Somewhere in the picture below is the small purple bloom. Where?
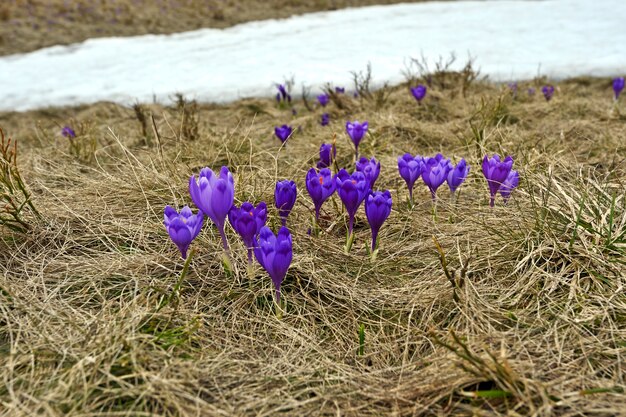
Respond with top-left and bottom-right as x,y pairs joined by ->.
482,154 -> 514,207
306,167 -> 336,219
317,94 -> 330,107
410,85 -> 427,103
276,84 -> 291,103
254,226 -> 293,303
346,120 -> 368,157
365,190 -> 392,252
275,180 -> 297,226
613,77 -> 625,100
321,113 -> 330,126
274,125 -> 293,143
447,158 -> 470,193
317,143 -> 335,169
499,170 -> 519,204
397,153 -> 423,203
508,82 -> 518,98
422,154 -> 452,201
61,125 -> 76,138
228,201 -> 267,263
335,87 -> 345,94
164,205 -> 204,259
335,169 -> 369,234
528,87 -> 536,96
356,156 -> 380,190
542,85 -> 555,101
189,166 -> 235,250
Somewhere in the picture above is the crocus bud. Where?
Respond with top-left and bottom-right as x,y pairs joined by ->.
274,180 -> 297,226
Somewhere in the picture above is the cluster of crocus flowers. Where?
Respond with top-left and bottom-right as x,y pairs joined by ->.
542,85 -> 555,101
275,180 -> 297,226
345,120 -> 368,159
410,85 -> 427,104
613,77 -> 625,100
275,84 -> 291,104
274,124 -> 293,144
482,154 -> 516,207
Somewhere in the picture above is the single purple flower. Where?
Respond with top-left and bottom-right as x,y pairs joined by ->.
321,113 -> 330,126
164,205 -> 204,259
528,87 -> 536,97
335,169 -> 369,235
613,77 -> 625,100
499,170 -> 519,204
317,143 -> 335,169
275,180 -> 297,226
356,156 -> 380,190
189,166 -> 235,250
542,85 -> 555,101
482,154 -> 514,207
508,82 -> 518,98
254,226 -> 293,303
274,125 -> 293,143
317,94 -> 330,107
306,167 -> 336,220
61,125 -> 76,138
422,154 -> 452,201
410,85 -> 427,103
228,201 -> 267,264
335,87 -> 345,94
397,153 -> 423,205
365,190 -> 392,253
446,158 -> 470,194
346,120 -> 368,158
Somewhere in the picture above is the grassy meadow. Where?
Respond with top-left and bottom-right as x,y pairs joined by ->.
1,66 -> 625,416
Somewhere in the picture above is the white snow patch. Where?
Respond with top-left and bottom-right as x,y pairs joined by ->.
0,0 -> 624,111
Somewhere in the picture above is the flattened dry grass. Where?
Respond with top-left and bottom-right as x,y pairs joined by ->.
0,0 -> 432,56
1,75 -> 626,416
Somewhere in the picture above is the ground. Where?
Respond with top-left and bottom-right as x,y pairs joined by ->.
1,2 -> 625,416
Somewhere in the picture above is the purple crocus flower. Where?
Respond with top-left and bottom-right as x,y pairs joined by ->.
613,77 -> 625,100
306,167 -> 336,220
397,153 -> 423,205
482,154 -> 514,207
365,190 -> 392,253
254,226 -> 293,303
275,180 -> 297,226
274,125 -> 293,143
317,94 -> 330,107
228,201 -> 267,264
61,125 -> 76,138
542,85 -> 555,101
346,120 -> 368,158
508,82 -> 518,98
446,158 -> 470,194
421,154 -> 452,201
189,166 -> 235,250
317,143 -> 336,169
164,205 -> 204,259
335,169 -> 369,235
499,170 -> 519,204
356,156 -> 380,190
276,84 -> 291,103
335,87 -> 345,94
528,87 -> 536,97
410,85 -> 427,104
321,113 -> 330,126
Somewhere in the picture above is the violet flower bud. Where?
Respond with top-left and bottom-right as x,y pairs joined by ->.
365,190 -> 392,252
321,113 -> 330,126
410,85 -> 427,103
228,201 -> 267,264
346,120 -> 368,158
274,125 -> 293,143
335,169 -> 369,234
306,167 -> 336,220
254,226 -> 293,303
164,205 -> 204,259
447,158 -> 470,193
335,87 -> 345,94
317,94 -> 330,107
613,77 -> 625,100
61,125 -> 76,138
542,85 -> 555,101
275,180 -> 297,226
422,154 -> 452,201
397,153 -> 423,204
317,143 -> 335,169
189,166 -> 235,250
499,170 -> 519,204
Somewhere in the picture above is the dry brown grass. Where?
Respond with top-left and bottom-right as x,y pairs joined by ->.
0,0 -> 436,56
1,73 -> 626,416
